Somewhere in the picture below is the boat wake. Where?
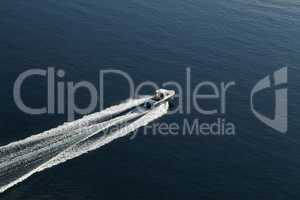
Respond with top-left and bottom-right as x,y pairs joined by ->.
0,97 -> 169,193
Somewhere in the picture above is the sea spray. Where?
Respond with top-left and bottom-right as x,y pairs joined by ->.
0,97 -> 149,163
0,99 -> 167,193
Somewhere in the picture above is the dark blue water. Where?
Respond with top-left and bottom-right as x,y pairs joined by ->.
1,0 -> 300,199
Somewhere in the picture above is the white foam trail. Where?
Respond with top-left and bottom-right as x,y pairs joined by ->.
0,97 -> 150,163
0,101 -> 168,193
0,96 -> 150,152
42,103 -> 169,169
0,110 -> 145,171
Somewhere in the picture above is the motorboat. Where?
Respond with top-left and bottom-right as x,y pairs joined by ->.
143,89 -> 175,109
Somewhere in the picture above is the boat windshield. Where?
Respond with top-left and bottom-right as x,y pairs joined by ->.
153,92 -> 164,101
